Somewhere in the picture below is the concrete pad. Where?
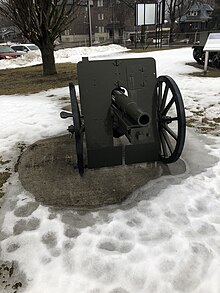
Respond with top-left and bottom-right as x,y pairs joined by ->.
18,135 -> 186,209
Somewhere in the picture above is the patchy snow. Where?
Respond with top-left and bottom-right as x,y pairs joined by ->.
0,44 -> 129,70
0,45 -> 220,293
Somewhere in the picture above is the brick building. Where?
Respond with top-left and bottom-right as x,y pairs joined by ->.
0,0 -> 135,46
61,0 -> 135,45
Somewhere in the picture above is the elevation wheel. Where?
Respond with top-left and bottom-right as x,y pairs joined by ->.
157,75 -> 186,164
212,54 -> 220,69
193,48 -> 202,64
69,82 -> 84,176
201,52 -> 206,65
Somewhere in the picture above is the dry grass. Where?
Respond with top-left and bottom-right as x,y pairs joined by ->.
128,47 -> 172,53
0,157 -> 11,198
186,62 -> 220,78
0,63 -> 78,197
0,172 -> 11,198
1,63 -> 77,95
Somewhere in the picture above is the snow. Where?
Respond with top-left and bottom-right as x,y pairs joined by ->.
0,45 -> 220,293
0,44 -> 129,70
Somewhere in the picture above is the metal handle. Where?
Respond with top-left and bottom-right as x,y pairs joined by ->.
60,111 -> 73,119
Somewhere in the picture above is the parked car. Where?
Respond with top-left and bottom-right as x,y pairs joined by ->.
0,46 -> 22,60
10,44 -> 39,54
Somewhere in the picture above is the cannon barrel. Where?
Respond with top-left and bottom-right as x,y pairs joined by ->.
112,89 -> 149,126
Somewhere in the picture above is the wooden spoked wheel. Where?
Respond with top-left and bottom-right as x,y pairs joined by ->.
69,82 -> 84,176
212,54 -> 220,69
157,75 -> 186,164
193,48 -> 202,64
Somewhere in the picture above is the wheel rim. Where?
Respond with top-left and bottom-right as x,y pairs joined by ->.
201,52 -> 206,65
212,54 -> 220,69
157,76 -> 186,163
69,82 -> 84,175
193,48 -> 202,64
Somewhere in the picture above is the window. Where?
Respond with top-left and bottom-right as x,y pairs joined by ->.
191,23 -> 200,29
11,46 -> 23,51
189,11 -> 198,16
98,26 -> 105,33
97,0 -> 103,7
98,13 -> 104,20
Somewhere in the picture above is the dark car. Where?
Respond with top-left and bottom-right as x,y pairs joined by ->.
0,46 -> 22,60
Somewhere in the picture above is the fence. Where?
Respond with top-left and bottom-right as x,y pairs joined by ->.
124,31 -> 200,49
55,31 -> 201,50
1,30 -> 201,50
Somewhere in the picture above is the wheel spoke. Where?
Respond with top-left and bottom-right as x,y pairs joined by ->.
169,117 -> 178,122
162,129 -> 174,154
160,84 -> 169,112
158,81 -> 163,108
162,96 -> 175,116
162,123 -> 178,141
162,116 -> 178,123
160,130 -> 169,158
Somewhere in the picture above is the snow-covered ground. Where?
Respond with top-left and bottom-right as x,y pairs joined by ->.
0,45 -> 220,293
0,44 -> 129,70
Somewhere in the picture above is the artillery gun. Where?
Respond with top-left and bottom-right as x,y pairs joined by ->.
61,57 -> 186,175
192,30 -> 220,68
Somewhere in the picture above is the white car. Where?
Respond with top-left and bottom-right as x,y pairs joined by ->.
10,44 -> 39,54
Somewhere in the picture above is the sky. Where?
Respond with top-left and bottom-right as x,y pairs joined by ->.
0,45 -> 220,293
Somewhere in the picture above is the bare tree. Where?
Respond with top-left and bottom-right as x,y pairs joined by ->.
165,0 -> 196,41
120,0 -> 195,43
210,0 -> 220,28
0,0 -> 81,75
200,0 -> 215,4
118,0 -> 135,9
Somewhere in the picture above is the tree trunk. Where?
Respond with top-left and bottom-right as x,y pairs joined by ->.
209,0 -> 220,29
40,42 -> 57,76
140,25 -> 146,47
169,23 -> 175,43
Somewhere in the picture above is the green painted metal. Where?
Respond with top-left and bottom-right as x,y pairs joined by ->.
77,57 -> 160,169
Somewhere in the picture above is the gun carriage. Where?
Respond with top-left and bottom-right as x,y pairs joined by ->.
192,30 -> 220,68
61,57 -> 186,175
